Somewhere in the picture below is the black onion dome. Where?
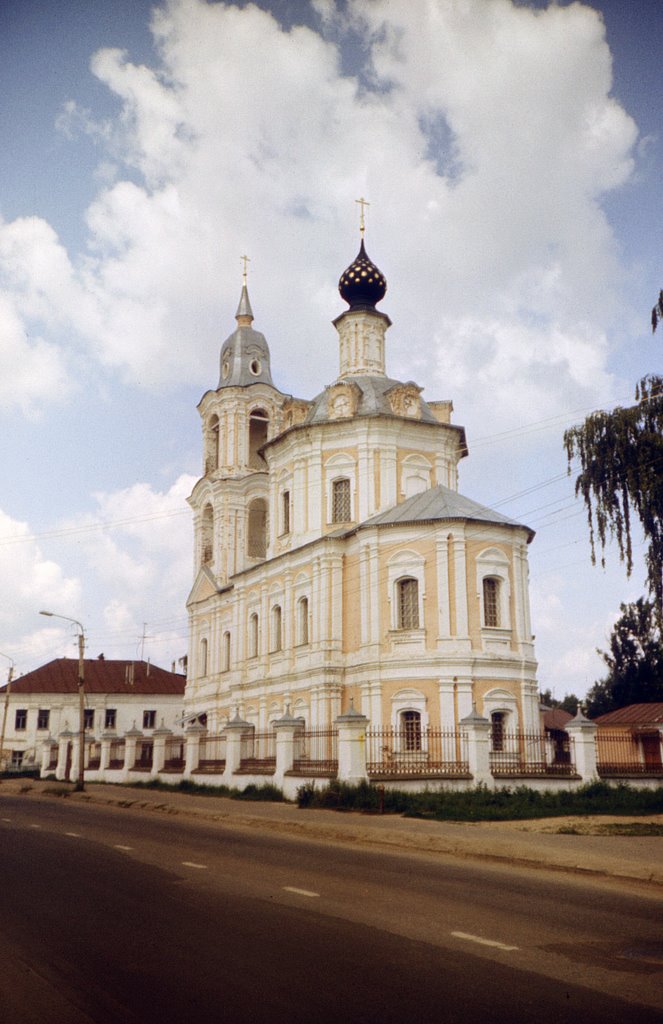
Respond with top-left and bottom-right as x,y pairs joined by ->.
338,240 -> 387,310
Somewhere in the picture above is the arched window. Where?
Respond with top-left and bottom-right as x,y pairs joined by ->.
331,477 -> 351,524
247,498 -> 267,559
397,577 -> 419,629
222,631 -> 231,673
483,577 -> 500,628
201,504 -> 214,566
297,597 -> 309,646
271,605 -> 282,652
248,409 -> 268,469
249,613 -> 259,658
199,637 -> 208,678
491,711 -> 505,752
401,710 -> 422,751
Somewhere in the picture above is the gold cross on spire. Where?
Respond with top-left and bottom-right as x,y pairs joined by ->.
240,254 -> 251,284
355,196 -> 370,238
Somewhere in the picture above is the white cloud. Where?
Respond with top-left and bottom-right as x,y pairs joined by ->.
0,0 -> 639,422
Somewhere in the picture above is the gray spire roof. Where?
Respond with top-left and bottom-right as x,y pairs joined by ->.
218,283 -> 274,389
357,483 -> 534,540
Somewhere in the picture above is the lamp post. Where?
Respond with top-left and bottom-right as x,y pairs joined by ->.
0,652 -> 15,773
40,611 -> 85,791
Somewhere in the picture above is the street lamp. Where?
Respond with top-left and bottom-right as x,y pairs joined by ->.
40,611 -> 86,791
0,652 -> 15,773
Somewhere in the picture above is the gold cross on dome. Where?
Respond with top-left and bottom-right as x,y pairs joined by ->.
240,254 -> 251,283
355,196 -> 370,238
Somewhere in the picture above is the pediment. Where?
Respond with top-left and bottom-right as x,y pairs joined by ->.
187,565 -> 223,607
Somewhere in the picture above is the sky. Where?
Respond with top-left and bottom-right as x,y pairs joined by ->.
1,0 -> 661,699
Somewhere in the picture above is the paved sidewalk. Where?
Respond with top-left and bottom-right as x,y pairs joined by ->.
2,779 -> 662,889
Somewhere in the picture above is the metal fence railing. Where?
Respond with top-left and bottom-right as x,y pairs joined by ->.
291,727 -> 338,776
132,740 -> 154,771
163,736 -> 185,772
238,729 -> 276,774
596,730 -> 663,776
367,728 -> 470,777
195,734 -> 227,773
490,731 -> 575,776
108,739 -> 125,770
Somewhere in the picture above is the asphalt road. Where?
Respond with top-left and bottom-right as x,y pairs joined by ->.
0,795 -> 661,1024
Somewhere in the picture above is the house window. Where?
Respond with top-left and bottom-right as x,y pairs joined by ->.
84,709 -> 95,730
247,498 -> 268,558
297,597 -> 309,646
397,577 -> 419,629
249,613 -> 259,658
483,577 -> 500,628
15,709 -> 27,731
271,605 -> 282,653
331,477 -> 352,523
105,709 -> 117,730
11,750 -> 23,768
143,710 -> 156,729
222,631 -> 231,672
281,490 -> 291,535
401,710 -> 422,752
491,711 -> 505,752
37,709 -> 50,730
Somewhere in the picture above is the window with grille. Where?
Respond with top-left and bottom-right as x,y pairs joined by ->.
401,710 -> 422,751
491,711 -> 505,752
297,597 -> 309,645
271,605 -> 282,652
397,577 -> 419,629
483,577 -> 500,627
331,477 -> 351,523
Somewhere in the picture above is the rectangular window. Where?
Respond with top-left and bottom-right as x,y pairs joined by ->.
331,478 -> 351,523
15,709 -> 27,731
483,578 -> 500,628
37,709 -> 50,730
105,709 -> 117,730
84,709 -> 95,730
281,490 -> 290,534
11,750 -> 23,768
398,578 -> 419,629
143,710 -> 156,729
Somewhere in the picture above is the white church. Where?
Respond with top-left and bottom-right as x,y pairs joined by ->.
184,223 -> 540,745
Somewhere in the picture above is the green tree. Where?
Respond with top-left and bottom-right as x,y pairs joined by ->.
539,688 -> 580,715
585,597 -> 663,716
564,374 -> 663,624
652,290 -> 663,333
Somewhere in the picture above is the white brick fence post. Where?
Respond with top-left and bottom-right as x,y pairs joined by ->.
565,712 -> 598,783
336,705 -> 369,784
460,707 -> 493,786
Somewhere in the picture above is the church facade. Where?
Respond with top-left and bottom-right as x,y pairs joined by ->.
184,232 -> 540,742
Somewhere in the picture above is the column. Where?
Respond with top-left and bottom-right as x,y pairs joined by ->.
460,708 -> 492,786
565,713 -> 598,782
336,706 -> 369,783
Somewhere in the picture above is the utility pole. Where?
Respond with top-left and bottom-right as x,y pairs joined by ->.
0,653 -> 15,772
40,611 -> 85,791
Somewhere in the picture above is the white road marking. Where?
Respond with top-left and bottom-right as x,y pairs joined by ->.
283,886 -> 320,898
29,824 -> 41,829
182,861 -> 208,870
1,818 -> 11,822
114,844 -> 133,851
451,931 -> 519,952
64,832 -> 81,837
